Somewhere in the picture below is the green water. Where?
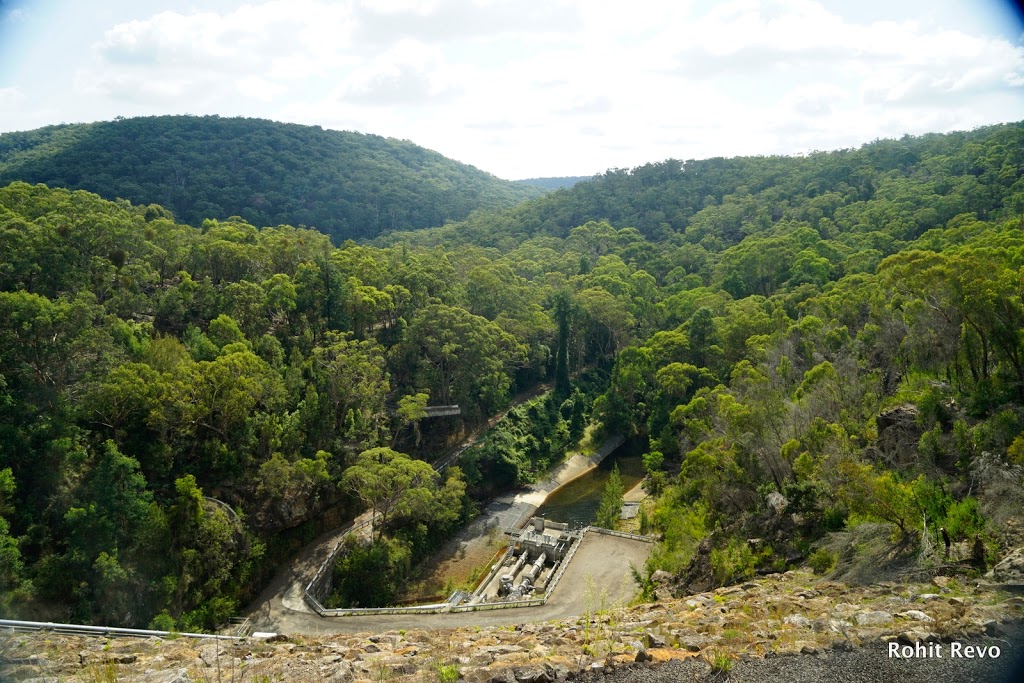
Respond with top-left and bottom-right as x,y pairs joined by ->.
534,440 -> 645,529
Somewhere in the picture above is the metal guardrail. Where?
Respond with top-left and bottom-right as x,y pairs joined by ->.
303,518 -> 373,607
314,603 -> 451,617
586,527 -> 656,543
229,616 -> 252,637
303,591 -> 327,615
450,597 -> 546,612
0,619 -> 241,641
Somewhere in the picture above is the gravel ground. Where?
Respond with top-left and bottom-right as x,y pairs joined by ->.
580,622 -> 1024,683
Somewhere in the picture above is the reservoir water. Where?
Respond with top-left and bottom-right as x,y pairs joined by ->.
534,439 -> 645,529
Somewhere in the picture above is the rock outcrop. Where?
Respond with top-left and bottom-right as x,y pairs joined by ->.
987,545 -> 1024,585
3,570 -> 1023,683
875,404 -> 923,466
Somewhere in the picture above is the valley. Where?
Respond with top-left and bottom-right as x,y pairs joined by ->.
2,117 -> 1024,682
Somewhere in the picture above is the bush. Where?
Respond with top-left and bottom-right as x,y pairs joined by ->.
944,497 -> 986,542
706,649 -> 733,673
710,538 -> 755,586
148,610 -> 176,632
328,536 -> 412,608
808,549 -> 837,575
1008,434 -> 1024,466
433,662 -> 460,683
822,506 -> 847,531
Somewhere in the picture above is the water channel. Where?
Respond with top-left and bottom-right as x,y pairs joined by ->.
534,438 -> 646,529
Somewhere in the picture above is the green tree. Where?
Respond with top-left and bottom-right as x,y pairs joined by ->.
594,465 -> 624,530
553,291 -> 573,398
396,391 -> 429,448
341,447 -> 440,540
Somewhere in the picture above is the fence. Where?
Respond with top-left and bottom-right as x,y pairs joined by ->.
450,597 -> 546,612
311,603 -> 452,617
586,527 -> 656,543
0,619 -> 241,641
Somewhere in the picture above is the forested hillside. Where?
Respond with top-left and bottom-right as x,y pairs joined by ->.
0,115 -> 541,241
513,176 -> 593,191
1,122 -> 1023,630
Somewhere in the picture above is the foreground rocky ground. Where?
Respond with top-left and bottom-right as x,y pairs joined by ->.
3,569 -> 1023,682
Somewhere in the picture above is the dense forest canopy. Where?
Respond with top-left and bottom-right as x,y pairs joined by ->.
0,115 -> 542,242
513,176 -> 594,191
1,121 -> 1024,627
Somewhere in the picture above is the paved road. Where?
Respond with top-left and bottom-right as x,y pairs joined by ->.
250,533 -> 652,635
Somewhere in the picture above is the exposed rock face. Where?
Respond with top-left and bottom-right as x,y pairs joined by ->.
986,545 -> 1024,584
3,571 -> 1023,683
248,484 -> 347,534
875,404 -> 923,466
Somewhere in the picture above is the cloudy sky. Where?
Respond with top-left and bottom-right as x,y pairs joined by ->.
1,0 -> 1022,179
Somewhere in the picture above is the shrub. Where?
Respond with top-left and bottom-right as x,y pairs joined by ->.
433,662 -> 460,683
944,497 -> 986,541
706,649 -> 733,673
710,538 -> 755,586
808,549 -> 836,575
148,610 -> 176,632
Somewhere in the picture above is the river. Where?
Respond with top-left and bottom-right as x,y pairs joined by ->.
534,438 -> 646,529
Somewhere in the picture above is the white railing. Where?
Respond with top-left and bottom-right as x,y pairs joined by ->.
586,527 -> 656,543
314,603 -> 451,617
450,598 -> 546,612
0,619 -> 241,641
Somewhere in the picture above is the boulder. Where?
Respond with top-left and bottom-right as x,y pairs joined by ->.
875,404 -> 922,466
642,648 -> 700,663
79,650 -> 138,665
643,632 -> 666,649
986,546 -> 1024,584
898,610 -> 934,622
783,615 -> 810,628
513,664 -> 557,683
855,610 -> 893,626
894,631 -> 939,645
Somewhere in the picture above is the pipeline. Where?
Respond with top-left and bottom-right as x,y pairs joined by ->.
498,551 -> 529,597
508,552 -> 547,600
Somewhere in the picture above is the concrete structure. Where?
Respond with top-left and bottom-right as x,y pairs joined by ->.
473,517 -> 584,604
424,405 -> 461,417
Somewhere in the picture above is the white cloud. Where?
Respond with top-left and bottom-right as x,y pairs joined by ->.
84,1 -> 356,103
782,83 -> 850,118
350,0 -> 582,45
1,0 -> 1018,179
237,75 -> 289,101
338,40 -> 462,105
0,85 -> 24,101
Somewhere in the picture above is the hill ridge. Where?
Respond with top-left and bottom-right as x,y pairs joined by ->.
0,114 -> 542,242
